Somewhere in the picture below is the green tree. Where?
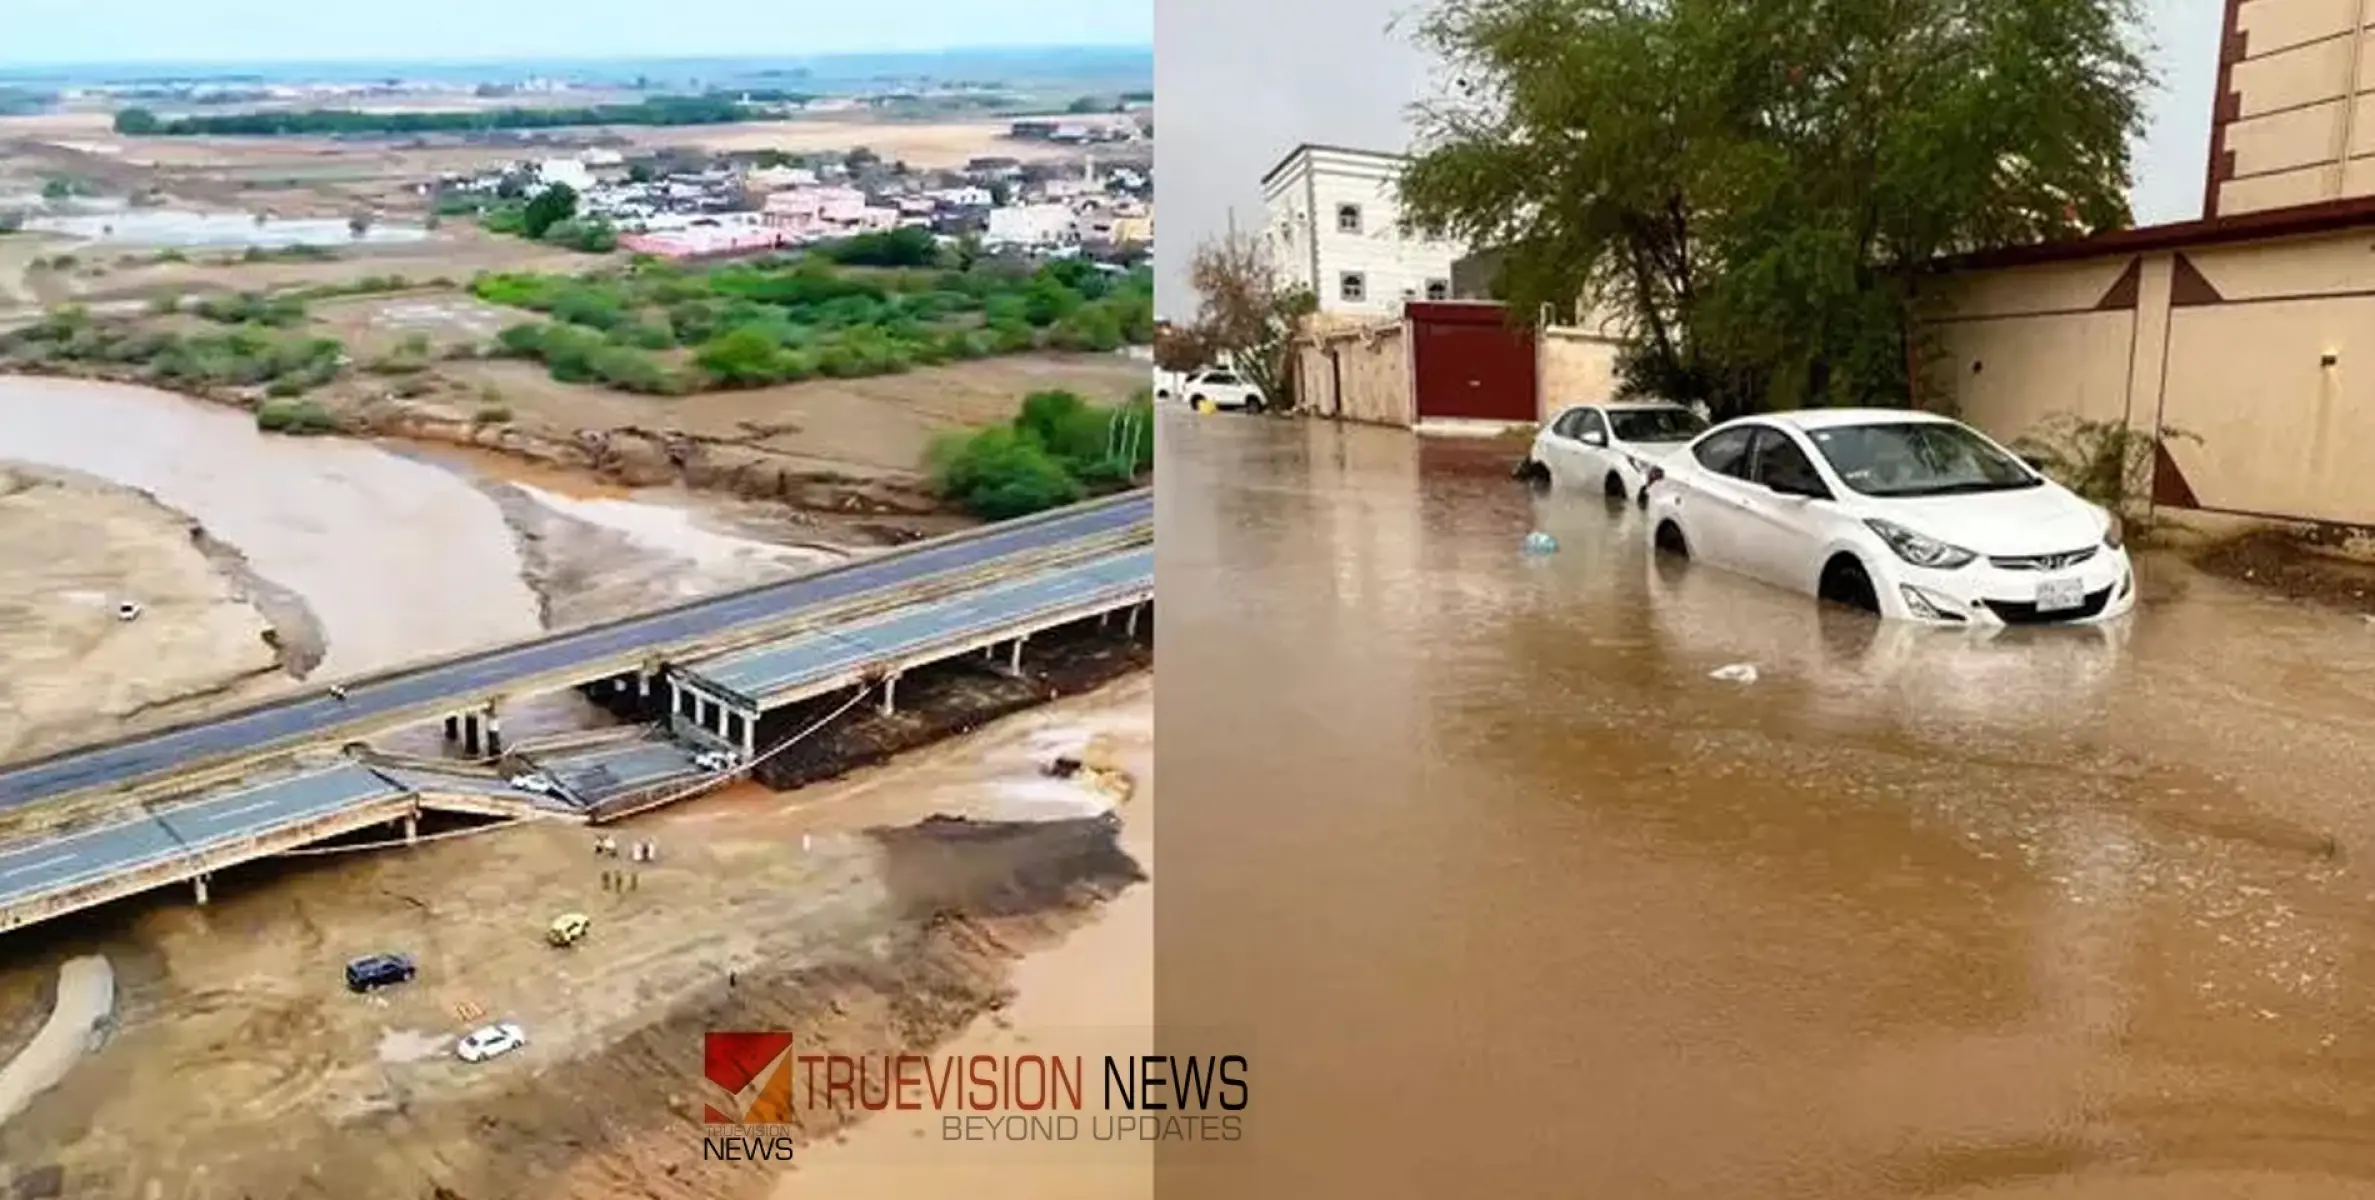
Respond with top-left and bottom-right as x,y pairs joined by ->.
1398,0 -> 2153,416
522,184 -> 580,240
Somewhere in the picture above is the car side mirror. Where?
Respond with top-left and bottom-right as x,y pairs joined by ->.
1581,431 -> 1606,447
1770,475 -> 1829,500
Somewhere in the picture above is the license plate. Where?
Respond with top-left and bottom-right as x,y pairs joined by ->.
2035,577 -> 2085,612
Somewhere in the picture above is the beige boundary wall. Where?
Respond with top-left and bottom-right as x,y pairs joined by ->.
1921,219 -> 2375,526
1293,316 -> 1415,426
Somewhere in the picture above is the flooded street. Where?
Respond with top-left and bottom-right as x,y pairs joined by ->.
1157,409 -> 2375,1198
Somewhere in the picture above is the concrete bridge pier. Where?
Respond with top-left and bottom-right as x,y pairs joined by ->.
1126,602 -> 1144,639
879,672 -> 901,715
1009,634 -> 1028,672
459,713 -> 481,756
444,714 -> 461,741
193,873 -> 211,906
400,811 -> 418,845
483,705 -> 503,757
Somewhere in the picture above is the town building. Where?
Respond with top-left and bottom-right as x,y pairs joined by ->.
1919,0 -> 2375,526
985,203 -> 1080,249
534,158 -> 595,193
1260,143 -> 1468,321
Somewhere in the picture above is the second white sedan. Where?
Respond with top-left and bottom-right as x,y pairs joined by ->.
1528,401 -> 1708,502
1642,409 -> 2136,627
456,1021 -> 528,1064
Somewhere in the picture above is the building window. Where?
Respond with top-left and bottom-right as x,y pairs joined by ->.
1425,278 -> 1450,300
1339,272 -> 1367,303
1336,203 -> 1363,234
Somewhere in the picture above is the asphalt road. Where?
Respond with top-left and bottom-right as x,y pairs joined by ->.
0,764 -> 404,906
689,546 -> 1155,705
0,493 -> 1150,812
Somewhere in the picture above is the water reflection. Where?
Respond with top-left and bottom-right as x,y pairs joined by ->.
1157,409 -> 2375,1199
23,211 -> 428,249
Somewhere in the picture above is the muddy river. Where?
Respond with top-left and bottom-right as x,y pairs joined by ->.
1157,409 -> 2375,1198
0,375 -> 543,676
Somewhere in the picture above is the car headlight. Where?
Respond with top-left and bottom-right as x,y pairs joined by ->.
2100,509 -> 2125,551
1864,519 -> 1978,570
1623,453 -> 1649,474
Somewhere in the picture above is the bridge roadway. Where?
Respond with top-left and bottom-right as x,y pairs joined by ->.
0,490 -> 1149,813
0,534 -> 1156,935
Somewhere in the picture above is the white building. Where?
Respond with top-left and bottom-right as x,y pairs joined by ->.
1260,143 -> 1467,319
984,203 -> 1080,249
535,158 -> 596,193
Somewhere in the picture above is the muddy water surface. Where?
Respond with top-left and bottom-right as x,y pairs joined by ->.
0,376 -> 542,676
1158,410 -> 2375,1198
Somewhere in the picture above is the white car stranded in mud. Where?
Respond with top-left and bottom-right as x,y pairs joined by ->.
1643,409 -> 2136,627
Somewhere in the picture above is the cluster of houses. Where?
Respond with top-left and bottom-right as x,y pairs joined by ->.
431,147 -> 1152,262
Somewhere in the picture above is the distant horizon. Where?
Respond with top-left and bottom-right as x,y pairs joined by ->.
1,0 -> 1150,72
0,44 -> 1153,74
0,45 -> 1149,82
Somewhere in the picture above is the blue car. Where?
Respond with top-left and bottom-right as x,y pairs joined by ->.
345,952 -> 417,993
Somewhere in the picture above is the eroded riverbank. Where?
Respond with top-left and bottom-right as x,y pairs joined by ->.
0,375 -> 909,760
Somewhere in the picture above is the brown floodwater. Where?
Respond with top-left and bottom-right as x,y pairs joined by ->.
1155,409 -> 2375,1198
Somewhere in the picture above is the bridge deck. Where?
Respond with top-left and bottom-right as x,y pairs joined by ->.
0,764 -> 415,931
0,490 -> 1149,812
683,547 -> 1155,709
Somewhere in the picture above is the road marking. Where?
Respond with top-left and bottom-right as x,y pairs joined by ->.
0,852 -> 78,879
197,798 -> 282,823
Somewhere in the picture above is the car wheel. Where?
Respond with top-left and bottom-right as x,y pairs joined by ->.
1244,397 -> 1266,414
1818,555 -> 1881,614
1189,394 -> 1209,413
1514,459 -> 1550,488
1602,473 -> 1627,503
1653,520 -> 1689,560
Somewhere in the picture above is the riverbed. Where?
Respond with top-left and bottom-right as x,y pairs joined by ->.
0,375 -> 850,758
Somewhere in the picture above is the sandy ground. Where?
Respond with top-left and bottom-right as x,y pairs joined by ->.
628,121 -> 1080,169
0,676 -> 1153,1200
437,352 -> 1151,481
0,462 -> 290,762
0,957 -> 113,1131
779,680 -> 1154,1197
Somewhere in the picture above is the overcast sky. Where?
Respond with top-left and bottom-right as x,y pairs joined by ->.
1155,0 -> 2225,320
0,0 -> 1148,65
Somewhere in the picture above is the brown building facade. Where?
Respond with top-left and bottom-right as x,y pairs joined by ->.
1924,0 -> 2375,526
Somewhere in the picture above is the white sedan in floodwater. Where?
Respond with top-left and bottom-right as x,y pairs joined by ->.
1642,408 -> 2136,627
1523,401 -> 1709,502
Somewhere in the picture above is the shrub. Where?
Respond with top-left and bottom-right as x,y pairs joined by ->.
254,397 -> 340,434
928,426 -> 1084,520
474,404 -> 513,424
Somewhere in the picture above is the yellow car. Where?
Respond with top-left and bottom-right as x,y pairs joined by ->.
546,913 -> 590,947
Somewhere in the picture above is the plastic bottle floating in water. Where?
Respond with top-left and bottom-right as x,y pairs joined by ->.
1523,531 -> 1559,554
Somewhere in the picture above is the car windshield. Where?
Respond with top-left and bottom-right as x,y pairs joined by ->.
1803,421 -> 2041,497
1607,408 -> 1708,443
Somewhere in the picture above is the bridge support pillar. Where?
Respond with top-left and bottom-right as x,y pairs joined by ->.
461,713 -> 481,757
1126,603 -> 1142,639
484,706 -> 503,757
192,874 -> 211,906
444,714 -> 460,741
1009,635 -> 1028,673
402,812 -> 419,846
741,713 -> 757,760
880,673 -> 900,715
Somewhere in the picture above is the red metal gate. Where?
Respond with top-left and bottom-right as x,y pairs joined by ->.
1409,302 -> 1536,423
